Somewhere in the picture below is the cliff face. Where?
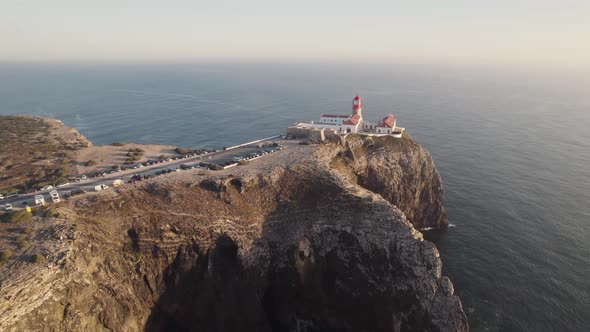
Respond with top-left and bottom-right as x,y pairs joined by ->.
328,133 -> 448,230
0,134 -> 466,331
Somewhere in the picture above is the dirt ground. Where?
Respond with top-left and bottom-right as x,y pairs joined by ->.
75,143 -> 179,175
0,116 -> 90,192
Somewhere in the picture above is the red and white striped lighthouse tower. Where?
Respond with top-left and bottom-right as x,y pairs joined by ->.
352,94 -> 362,117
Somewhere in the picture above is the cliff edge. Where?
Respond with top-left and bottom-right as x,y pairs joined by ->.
329,133 -> 448,230
0,131 -> 467,331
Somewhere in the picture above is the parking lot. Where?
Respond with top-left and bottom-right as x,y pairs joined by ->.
1,136 -> 300,210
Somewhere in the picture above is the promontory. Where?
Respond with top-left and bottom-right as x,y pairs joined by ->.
0,116 -> 468,331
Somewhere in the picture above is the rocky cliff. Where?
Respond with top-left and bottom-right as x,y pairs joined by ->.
328,133 -> 448,230
0,133 -> 467,331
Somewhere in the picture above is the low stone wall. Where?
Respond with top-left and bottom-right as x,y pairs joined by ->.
287,126 -> 348,145
287,127 -> 325,141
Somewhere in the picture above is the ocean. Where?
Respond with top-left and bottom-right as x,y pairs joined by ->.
1,61 -> 589,331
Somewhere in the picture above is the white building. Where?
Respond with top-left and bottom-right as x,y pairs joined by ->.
290,95 -> 405,137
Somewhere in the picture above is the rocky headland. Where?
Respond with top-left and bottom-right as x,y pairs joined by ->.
0,120 -> 467,331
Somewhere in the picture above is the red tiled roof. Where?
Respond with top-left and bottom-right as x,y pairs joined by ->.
377,114 -> 396,128
321,114 -> 350,118
343,114 -> 361,125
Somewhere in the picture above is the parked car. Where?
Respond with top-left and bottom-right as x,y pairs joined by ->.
35,195 -> 45,206
94,184 -> 109,191
5,204 -> 12,211
50,190 -> 60,203
0,194 -> 4,200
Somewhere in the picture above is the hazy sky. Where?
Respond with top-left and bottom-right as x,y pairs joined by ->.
1,0 -> 589,67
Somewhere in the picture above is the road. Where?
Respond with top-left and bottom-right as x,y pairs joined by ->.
1,137 -> 300,210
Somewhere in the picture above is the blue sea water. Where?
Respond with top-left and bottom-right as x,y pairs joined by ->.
1,62 -> 589,331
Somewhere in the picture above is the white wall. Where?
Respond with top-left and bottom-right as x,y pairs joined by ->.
341,123 -> 361,133
376,127 -> 393,134
320,116 -> 346,125
363,121 -> 376,130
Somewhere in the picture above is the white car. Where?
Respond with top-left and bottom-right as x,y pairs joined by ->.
34,195 -> 45,206
0,194 -> 4,200
94,184 -> 109,191
5,204 -> 13,211
50,190 -> 60,203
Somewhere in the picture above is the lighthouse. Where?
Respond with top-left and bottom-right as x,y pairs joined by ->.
352,94 -> 362,117
288,93 -> 405,138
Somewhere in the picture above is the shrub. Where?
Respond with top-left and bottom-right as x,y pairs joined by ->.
194,148 -> 208,154
128,148 -> 145,154
208,163 -> 223,171
175,147 -> 194,155
22,227 -> 33,234
132,251 -> 143,262
85,160 -> 97,167
30,254 -> 45,264
238,160 -> 248,166
112,142 -> 126,146
45,208 -> 60,218
126,152 -> 142,158
7,210 -> 32,224
0,250 -> 12,262
16,235 -> 28,249
112,164 -> 121,170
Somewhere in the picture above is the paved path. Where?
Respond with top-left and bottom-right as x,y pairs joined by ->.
2,137 -> 299,210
